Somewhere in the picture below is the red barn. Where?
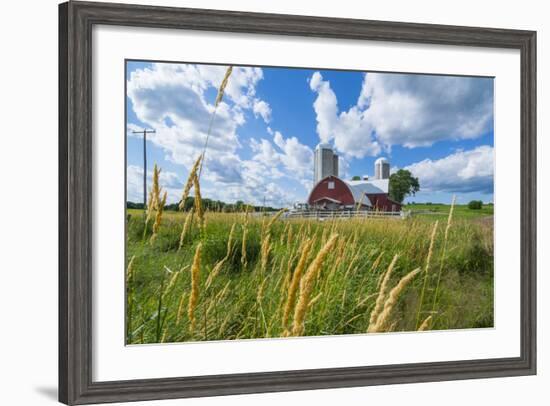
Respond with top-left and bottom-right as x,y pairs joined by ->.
307,176 -> 402,212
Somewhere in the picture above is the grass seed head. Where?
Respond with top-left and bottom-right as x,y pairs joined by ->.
179,155 -> 202,211
292,234 -> 339,336
178,208 -> 195,250
368,267 -> 421,333
370,254 -> 399,327
188,242 -> 203,331
418,315 -> 433,331
150,190 -> 167,244
215,66 -> 233,107
282,238 -> 315,330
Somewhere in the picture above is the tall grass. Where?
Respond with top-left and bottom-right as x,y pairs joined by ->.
126,184 -> 493,344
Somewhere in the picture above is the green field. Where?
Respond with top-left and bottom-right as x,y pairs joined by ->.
407,203 -> 494,219
125,204 -> 494,344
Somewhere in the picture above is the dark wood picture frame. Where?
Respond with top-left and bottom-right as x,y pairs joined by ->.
59,1 -> 537,404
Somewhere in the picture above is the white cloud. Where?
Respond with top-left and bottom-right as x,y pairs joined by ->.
245,130 -> 314,206
359,72 -> 493,148
253,99 -> 272,123
251,130 -> 313,180
126,165 -> 183,204
309,72 -> 338,143
250,138 -> 281,167
272,131 -> 313,178
309,72 -> 381,159
126,62 -> 297,207
309,71 -> 493,158
127,63 -> 269,175
404,145 -> 494,194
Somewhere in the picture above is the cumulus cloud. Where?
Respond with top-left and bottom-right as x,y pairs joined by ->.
358,73 -> 494,148
253,99 -> 272,123
309,72 -> 381,159
272,131 -> 313,178
126,165 -> 183,204
404,145 -> 494,195
309,71 -> 493,157
244,130 -> 314,206
251,130 -> 313,180
127,63 -> 268,173
126,62 -> 298,206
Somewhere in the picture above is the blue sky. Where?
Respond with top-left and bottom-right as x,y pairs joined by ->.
126,61 -> 494,207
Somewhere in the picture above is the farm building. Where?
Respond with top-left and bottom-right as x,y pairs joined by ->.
307,146 -> 402,212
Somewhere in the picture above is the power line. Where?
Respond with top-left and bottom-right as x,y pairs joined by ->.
132,128 -> 156,208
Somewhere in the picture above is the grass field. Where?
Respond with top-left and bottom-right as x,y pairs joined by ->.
125,203 -> 494,344
406,203 -> 494,219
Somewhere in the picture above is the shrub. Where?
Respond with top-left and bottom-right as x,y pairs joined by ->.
468,200 -> 483,210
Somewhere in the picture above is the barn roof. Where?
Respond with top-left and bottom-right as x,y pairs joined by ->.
345,179 -> 389,198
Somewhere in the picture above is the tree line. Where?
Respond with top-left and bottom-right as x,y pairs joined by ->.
127,197 -> 280,213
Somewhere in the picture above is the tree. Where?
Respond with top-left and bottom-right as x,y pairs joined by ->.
468,200 -> 483,210
389,169 -> 420,203
351,175 -> 361,181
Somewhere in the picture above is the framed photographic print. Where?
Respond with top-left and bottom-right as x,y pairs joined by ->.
59,1 -> 536,404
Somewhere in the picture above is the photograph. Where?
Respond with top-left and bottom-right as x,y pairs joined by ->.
125,60 -> 495,345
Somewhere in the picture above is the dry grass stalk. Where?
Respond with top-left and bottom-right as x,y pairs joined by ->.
280,222 -> 289,245
291,234 -> 339,336
176,292 -> 187,325
193,174 -> 204,233
143,164 -> 162,240
215,280 -> 231,302
432,195 -> 456,313
226,223 -> 236,258
344,250 -> 361,279
282,238 -> 315,330
286,224 -> 293,250
188,243 -> 202,331
281,249 -> 298,292
260,233 -> 272,273
416,220 -> 439,328
445,195 -> 457,241
418,315 -> 433,331
370,251 -> 385,274
308,292 -> 323,308
369,254 -> 399,328
368,267 -> 421,333
215,66 -> 233,107
197,66 -> 234,180
266,208 -> 287,234
150,191 -> 167,244
205,258 -> 226,290
162,266 -> 183,298
178,155 -> 202,211
148,164 -> 161,215
178,208 -> 195,250
126,255 -> 136,285
241,206 -> 250,268
257,277 -> 268,303
320,227 -> 328,245
241,226 -> 248,268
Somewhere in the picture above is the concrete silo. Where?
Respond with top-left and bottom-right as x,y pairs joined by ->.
374,157 -> 390,180
314,143 -> 339,184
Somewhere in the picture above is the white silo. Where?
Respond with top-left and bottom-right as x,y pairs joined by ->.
314,143 -> 339,183
374,157 -> 390,180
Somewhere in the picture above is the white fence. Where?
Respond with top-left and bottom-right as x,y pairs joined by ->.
284,210 -> 409,220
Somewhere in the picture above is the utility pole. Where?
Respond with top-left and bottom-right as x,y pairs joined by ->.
132,128 -> 156,209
